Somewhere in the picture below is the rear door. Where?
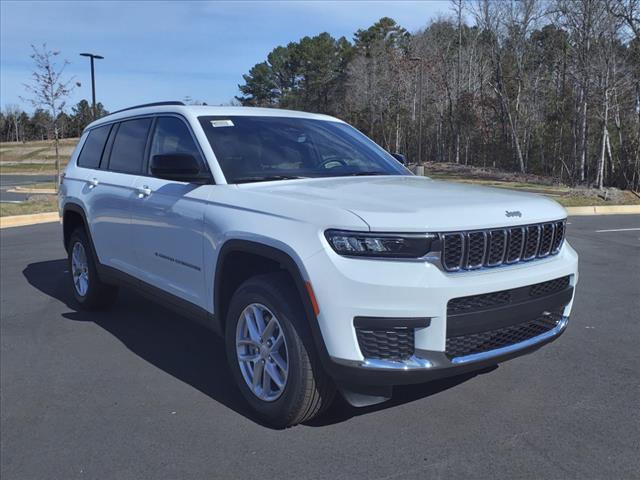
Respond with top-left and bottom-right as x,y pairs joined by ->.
130,115 -> 210,307
90,117 -> 152,276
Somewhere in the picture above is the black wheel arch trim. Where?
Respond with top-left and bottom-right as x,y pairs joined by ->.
214,239 -> 333,370
62,202 -> 97,256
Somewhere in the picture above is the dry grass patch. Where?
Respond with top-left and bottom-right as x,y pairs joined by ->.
0,195 -> 58,217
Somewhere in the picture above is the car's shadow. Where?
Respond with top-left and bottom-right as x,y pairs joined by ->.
23,259 -> 494,429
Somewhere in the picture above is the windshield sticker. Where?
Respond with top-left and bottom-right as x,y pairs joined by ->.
211,119 -> 234,128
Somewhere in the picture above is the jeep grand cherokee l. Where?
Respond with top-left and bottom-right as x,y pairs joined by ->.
59,102 -> 579,427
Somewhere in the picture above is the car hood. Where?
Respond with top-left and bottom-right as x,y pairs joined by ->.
238,175 -> 567,232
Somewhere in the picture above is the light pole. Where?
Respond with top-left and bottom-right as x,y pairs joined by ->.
410,57 -> 424,173
79,53 -> 104,119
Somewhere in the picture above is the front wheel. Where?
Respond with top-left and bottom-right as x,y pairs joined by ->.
225,272 -> 335,428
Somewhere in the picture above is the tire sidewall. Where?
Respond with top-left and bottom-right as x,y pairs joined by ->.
225,278 -> 311,425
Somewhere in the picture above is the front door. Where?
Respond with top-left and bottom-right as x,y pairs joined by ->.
130,115 -> 210,308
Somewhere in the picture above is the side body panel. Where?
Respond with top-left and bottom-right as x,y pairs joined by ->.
130,176 -> 209,307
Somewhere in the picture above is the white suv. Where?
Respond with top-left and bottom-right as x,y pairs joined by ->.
59,102 -> 579,427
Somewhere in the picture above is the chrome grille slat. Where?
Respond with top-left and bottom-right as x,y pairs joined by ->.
538,223 -> 555,258
440,220 -> 565,272
486,229 -> 508,266
466,231 -> 487,269
506,226 -> 525,264
523,225 -> 541,261
551,220 -> 566,253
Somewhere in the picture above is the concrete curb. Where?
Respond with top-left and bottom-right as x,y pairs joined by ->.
0,212 -> 59,229
565,205 -> 640,216
8,187 -> 57,194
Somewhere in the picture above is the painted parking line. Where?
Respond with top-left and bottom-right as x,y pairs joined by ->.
595,228 -> 640,233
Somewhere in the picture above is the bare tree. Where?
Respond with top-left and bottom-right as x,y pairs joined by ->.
3,105 -> 23,143
22,44 -> 75,190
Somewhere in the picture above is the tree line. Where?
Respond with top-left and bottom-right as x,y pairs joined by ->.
0,100 -> 108,144
237,0 -> 640,190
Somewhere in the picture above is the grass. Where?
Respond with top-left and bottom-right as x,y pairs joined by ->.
12,182 -> 57,190
0,163 -> 63,174
0,196 -> 58,217
0,138 -> 77,174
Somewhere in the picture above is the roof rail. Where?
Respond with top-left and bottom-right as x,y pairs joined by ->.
106,101 -> 186,117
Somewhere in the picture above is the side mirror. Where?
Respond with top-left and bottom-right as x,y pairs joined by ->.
150,154 -> 209,183
391,153 -> 406,165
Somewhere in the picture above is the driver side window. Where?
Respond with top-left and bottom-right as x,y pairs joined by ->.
149,117 -> 203,175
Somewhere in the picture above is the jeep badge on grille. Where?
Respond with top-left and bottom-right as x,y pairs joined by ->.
505,210 -> 522,218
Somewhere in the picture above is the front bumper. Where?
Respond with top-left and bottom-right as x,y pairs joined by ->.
326,315 -> 568,387
304,240 -> 578,388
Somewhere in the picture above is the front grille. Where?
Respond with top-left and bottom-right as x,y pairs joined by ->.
356,327 -> 414,361
447,276 -> 571,315
445,313 -> 562,358
441,220 -> 566,272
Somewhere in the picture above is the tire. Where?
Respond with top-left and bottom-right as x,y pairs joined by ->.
67,227 -> 118,310
225,272 -> 335,428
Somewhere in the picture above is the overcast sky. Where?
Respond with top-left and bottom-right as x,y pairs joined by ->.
1,1 -> 452,112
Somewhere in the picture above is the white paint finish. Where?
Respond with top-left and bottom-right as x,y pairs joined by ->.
130,175 -> 209,307
237,175 -> 567,231
61,107 -> 580,364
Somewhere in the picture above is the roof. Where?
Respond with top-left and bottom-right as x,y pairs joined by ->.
86,104 -> 343,131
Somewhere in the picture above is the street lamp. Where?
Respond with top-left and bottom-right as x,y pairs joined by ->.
410,56 -> 424,173
79,53 -> 104,119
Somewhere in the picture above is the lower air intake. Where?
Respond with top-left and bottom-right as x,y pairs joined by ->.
445,313 -> 562,359
356,327 -> 415,361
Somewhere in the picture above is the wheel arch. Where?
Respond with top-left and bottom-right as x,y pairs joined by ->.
214,239 -> 330,365
61,202 -> 103,268
62,202 -> 89,252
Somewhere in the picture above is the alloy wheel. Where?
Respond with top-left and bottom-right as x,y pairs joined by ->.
235,303 -> 289,401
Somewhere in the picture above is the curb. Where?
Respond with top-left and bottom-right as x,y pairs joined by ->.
0,212 -> 59,229
565,205 -> 640,216
8,187 -> 57,194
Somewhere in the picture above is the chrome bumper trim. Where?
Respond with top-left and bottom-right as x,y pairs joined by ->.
450,316 -> 569,364
360,355 -> 433,370
337,316 -> 569,371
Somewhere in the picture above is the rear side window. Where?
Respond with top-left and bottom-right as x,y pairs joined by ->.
108,118 -> 152,174
77,125 -> 111,169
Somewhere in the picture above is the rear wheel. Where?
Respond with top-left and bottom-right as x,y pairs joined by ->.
225,272 -> 335,427
67,227 -> 118,310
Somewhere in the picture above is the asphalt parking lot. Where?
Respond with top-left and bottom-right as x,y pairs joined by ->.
1,215 -> 639,479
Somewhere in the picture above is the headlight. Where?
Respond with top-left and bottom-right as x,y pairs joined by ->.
324,229 -> 436,258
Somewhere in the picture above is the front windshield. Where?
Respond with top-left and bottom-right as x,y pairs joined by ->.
198,115 -> 409,184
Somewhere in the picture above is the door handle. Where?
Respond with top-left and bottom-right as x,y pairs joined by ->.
88,178 -> 98,189
137,185 -> 151,198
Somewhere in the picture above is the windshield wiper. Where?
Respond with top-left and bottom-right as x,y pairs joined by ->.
348,171 -> 388,176
233,175 -> 308,184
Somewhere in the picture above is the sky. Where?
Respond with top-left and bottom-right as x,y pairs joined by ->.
1,1 -> 452,113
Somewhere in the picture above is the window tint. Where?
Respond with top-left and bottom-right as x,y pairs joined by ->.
198,116 -> 407,183
77,125 -> 111,169
108,118 -> 152,174
149,117 -> 202,172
